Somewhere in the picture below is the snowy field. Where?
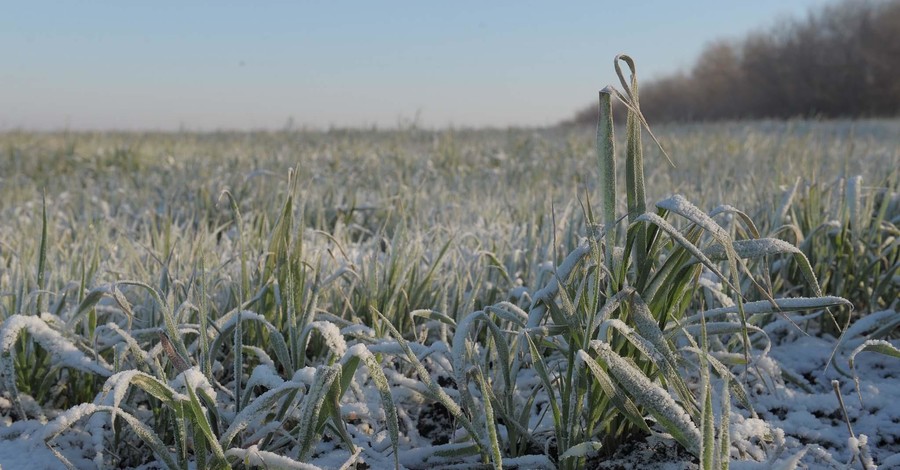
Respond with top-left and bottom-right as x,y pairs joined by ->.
0,118 -> 897,469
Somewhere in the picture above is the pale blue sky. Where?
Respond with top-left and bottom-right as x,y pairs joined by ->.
1,1 -> 830,131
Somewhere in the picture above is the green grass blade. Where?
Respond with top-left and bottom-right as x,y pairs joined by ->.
524,333 -> 563,443
617,55 -> 649,286
374,308 -> 483,453
635,213 -> 736,293
115,280 -> 191,366
36,192 -> 48,314
597,86 -> 617,275
699,311 -> 714,470
220,381 -> 303,449
343,344 -> 400,469
473,368 -> 503,470
297,365 -> 340,461
209,310 -> 293,375
592,340 -> 700,456
575,350 -> 650,434
198,257 -> 212,378
183,370 -> 228,467
719,375 -> 731,470
219,190 -> 247,412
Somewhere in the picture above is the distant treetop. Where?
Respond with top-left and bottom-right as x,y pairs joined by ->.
568,0 -> 900,125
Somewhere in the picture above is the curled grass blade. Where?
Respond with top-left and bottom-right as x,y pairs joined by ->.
618,55 -> 649,284
298,320 -> 348,366
849,339 -> 900,405
611,55 -> 674,168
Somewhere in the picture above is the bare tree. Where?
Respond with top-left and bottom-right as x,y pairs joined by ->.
566,0 -> 900,124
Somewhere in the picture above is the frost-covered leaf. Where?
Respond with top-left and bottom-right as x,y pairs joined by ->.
684,296 -> 851,323
849,339 -> 900,404
225,445 -> 324,469
341,344 -> 400,470
559,440 -> 603,460
526,240 -> 592,328
220,379 -> 304,449
770,447 -> 808,470
182,368 -> 227,466
210,309 -> 293,373
297,365 -> 340,461
635,212 -> 735,293
43,404 -> 179,470
0,315 -> 112,393
841,310 -> 900,348
66,285 -> 110,328
410,309 -> 456,327
299,320 -> 348,360
656,195 -> 730,243
702,238 -> 822,296
591,341 -> 701,456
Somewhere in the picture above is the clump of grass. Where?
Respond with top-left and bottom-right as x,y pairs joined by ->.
766,172 -> 899,331
488,55 -> 850,468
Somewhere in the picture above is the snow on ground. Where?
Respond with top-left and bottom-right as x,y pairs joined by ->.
0,418 -> 88,469
0,318 -> 898,468
756,329 -> 900,466
0,438 -> 70,470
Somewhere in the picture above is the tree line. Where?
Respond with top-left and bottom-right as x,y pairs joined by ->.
569,0 -> 900,124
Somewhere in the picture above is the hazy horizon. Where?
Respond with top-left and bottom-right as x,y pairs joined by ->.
2,1 -> 831,132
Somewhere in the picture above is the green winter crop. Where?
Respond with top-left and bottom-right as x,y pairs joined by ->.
0,57 -> 895,469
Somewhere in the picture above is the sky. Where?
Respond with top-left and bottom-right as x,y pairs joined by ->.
0,0 -> 832,131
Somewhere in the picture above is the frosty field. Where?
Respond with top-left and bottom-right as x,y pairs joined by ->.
0,114 -> 898,468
